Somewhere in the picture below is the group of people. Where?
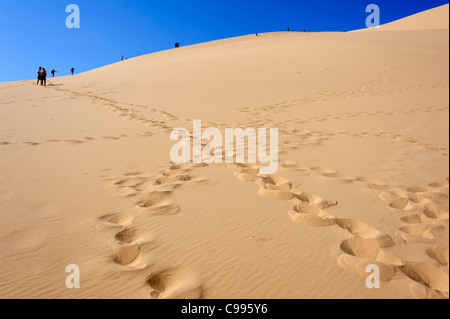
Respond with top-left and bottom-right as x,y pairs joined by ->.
36,67 -> 75,86
36,67 -> 48,86
287,27 -> 306,32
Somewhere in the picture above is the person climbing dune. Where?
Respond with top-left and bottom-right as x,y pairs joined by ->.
37,67 -> 42,85
41,68 -> 47,86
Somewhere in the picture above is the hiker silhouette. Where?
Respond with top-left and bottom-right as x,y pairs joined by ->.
37,67 -> 42,86
175,42 -> 180,48
51,69 -> 57,77
41,68 -> 47,86
71,68 -> 75,75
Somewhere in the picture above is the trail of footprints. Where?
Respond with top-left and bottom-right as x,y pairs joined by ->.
232,160 -> 449,299
98,163 -> 209,299
9,82 -> 446,161
338,131 -> 449,156
98,153 -> 448,298
236,103 -> 448,157
277,128 -> 449,157
49,86 -> 181,134
91,130 -> 448,299
0,132 -> 154,147
248,106 -> 448,129
2,127 -> 447,160
263,126 -> 448,159
236,80 -> 448,118
38,81 -> 450,155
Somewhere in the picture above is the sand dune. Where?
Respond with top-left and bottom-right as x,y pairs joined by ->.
0,4 -> 448,299
357,3 -> 449,31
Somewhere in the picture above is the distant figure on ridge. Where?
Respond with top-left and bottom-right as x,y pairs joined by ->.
51,69 -> 57,77
71,68 -> 75,75
287,27 -> 290,32
37,67 -> 42,86
41,68 -> 47,86
121,55 -> 124,61
175,42 -> 180,48
256,33 -> 258,36
303,28 -> 306,32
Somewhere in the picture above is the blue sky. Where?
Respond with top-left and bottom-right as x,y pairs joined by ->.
0,0 -> 448,82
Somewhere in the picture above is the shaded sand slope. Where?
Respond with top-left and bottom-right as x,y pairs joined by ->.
0,5 -> 448,298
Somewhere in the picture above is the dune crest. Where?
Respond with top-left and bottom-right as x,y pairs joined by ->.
356,3 -> 449,32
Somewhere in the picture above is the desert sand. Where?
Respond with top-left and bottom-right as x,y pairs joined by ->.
0,4 -> 448,299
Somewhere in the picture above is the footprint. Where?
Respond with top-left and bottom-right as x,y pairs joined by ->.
265,181 -> 292,192
115,177 -> 148,188
357,177 -> 389,190
389,198 -> 413,210
280,159 -> 299,169
429,182 -> 448,188
139,203 -> 181,216
337,253 -> 399,282
147,269 -> 203,299
422,192 -> 448,204
426,248 -> 449,267
337,175 -> 357,184
138,191 -> 172,207
169,163 -> 191,171
407,187 -> 433,193
124,172 -> 144,177
65,140 -> 85,145
400,262 -> 449,293
113,242 -> 141,266
135,189 -> 181,215
155,175 -> 191,186
98,212 -> 133,227
407,193 -> 428,204
400,214 -> 423,224
293,192 -> 323,204
234,172 -> 258,183
396,224 -> 445,243
335,219 -> 394,248
162,168 -> 191,177
340,236 -> 402,265
230,163 -> 260,175
23,142 -> 40,146
423,204 -> 449,220
115,227 -> 140,244
379,191 -> 407,204
258,188 -> 294,201
409,281 -> 449,299
288,204 -> 336,227
312,166 -> 340,178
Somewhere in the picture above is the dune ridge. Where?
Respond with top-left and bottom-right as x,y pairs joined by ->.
356,3 -> 449,32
